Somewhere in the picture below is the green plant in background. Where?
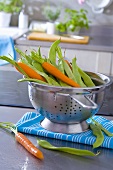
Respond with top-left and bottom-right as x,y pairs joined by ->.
56,8 -> 90,33
42,4 -> 61,22
0,0 -> 23,13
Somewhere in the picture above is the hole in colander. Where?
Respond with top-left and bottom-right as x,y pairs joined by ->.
50,114 -> 53,118
55,106 -> 57,108
60,104 -> 62,105
80,110 -> 82,112
60,110 -> 62,111
65,113 -> 67,114
70,109 -> 72,111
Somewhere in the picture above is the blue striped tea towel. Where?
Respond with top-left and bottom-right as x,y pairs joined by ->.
0,35 -> 16,66
16,112 -> 113,149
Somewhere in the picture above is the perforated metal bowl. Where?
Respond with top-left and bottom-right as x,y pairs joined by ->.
28,72 -> 111,133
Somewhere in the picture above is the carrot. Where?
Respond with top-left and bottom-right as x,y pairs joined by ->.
0,122 -> 44,160
16,62 -> 46,82
15,132 -> 44,160
42,62 -> 80,87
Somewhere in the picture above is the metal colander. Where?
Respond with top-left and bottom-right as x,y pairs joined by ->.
28,72 -> 111,133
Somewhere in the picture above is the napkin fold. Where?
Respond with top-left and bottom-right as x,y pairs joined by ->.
16,112 -> 113,149
0,35 -> 16,66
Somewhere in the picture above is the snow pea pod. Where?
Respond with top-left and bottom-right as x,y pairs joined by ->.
90,123 -> 104,149
72,57 -> 86,87
78,67 -> 95,87
92,119 -> 113,137
57,57 -> 71,87
32,61 -> 45,72
37,139 -> 100,157
62,59 -> 77,82
15,47 -> 32,65
48,39 -> 61,66
18,78 -> 48,84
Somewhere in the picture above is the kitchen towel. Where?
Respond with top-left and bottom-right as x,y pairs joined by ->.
0,35 -> 16,66
16,112 -> 113,149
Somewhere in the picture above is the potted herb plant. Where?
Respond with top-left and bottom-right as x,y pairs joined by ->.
0,0 -> 23,27
56,8 -> 90,34
42,4 -> 60,34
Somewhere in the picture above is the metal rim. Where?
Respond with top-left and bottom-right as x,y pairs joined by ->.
28,72 -> 111,93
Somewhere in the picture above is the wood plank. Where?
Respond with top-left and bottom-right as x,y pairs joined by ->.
27,32 -> 89,44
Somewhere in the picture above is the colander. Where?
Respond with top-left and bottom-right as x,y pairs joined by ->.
28,72 -> 111,134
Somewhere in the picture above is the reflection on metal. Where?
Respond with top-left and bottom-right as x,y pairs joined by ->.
41,118 -> 89,134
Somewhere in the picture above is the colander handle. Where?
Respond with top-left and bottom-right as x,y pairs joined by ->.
55,93 -> 98,109
69,94 -> 98,109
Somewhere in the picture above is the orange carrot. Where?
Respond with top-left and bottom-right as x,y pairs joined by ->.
0,122 -> 44,160
15,132 -> 44,160
42,62 -> 80,87
16,62 -> 46,82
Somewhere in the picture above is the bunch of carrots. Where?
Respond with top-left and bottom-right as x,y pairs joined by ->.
0,39 -> 95,88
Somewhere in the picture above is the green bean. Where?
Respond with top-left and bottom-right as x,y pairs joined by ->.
78,67 -> 95,87
90,123 -> 104,149
92,119 -> 113,137
48,76 -> 61,86
37,139 -> 100,157
57,59 -> 71,87
58,59 -> 65,73
15,47 -> 32,65
19,76 -> 60,87
56,45 -> 63,59
56,45 -> 74,86
62,59 -> 77,82
48,39 -> 61,66
37,46 -> 42,57
72,57 -> 86,87
18,78 -> 48,84
32,61 -> 45,72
